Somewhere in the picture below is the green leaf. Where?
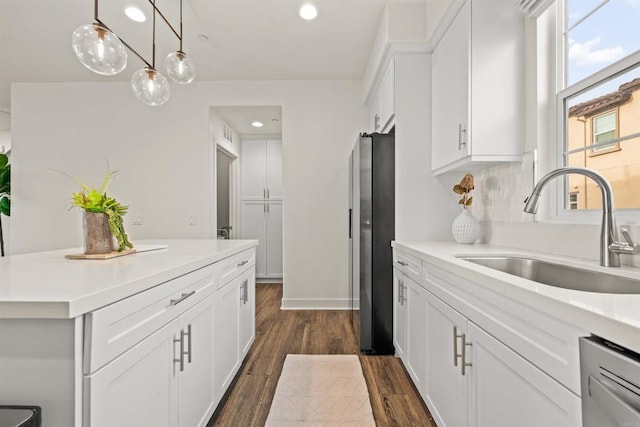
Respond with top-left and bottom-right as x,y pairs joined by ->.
0,154 -> 8,169
0,196 -> 10,216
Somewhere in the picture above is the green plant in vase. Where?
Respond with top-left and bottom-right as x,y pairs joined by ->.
70,167 -> 133,252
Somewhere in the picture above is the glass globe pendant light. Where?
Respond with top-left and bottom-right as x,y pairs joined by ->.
165,51 -> 196,84
131,67 -> 170,106
71,22 -> 127,76
165,0 -> 196,84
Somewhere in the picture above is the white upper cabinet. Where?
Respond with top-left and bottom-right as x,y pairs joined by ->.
431,0 -> 524,175
369,59 -> 395,133
241,139 -> 282,201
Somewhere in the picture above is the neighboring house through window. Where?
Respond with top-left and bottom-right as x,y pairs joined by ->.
558,0 -> 640,212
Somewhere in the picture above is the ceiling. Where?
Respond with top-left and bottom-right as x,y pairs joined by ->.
0,0 -> 399,111
214,106 -> 283,136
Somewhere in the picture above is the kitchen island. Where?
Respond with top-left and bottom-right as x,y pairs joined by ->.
0,239 -> 258,427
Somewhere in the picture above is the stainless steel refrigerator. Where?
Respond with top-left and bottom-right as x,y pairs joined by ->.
349,132 -> 395,354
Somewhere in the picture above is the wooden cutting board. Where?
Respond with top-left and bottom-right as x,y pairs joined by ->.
65,248 -> 137,260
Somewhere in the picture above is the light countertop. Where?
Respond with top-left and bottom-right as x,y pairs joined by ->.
0,239 -> 258,319
393,241 -> 640,354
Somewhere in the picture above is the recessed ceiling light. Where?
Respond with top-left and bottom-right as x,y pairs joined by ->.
252,121 -> 264,128
299,4 -> 318,20
124,6 -> 146,22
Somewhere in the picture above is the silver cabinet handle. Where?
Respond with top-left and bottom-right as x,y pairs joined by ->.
461,334 -> 472,376
170,291 -> 196,306
397,260 -> 409,267
458,124 -> 467,150
398,280 -> 402,304
402,283 -> 407,305
267,201 -> 269,214
263,188 -> 266,199
267,188 -> 270,200
237,260 -> 249,268
454,327 -> 463,367
242,279 -> 249,304
264,200 -> 267,213
184,324 -> 192,364
174,330 -> 185,372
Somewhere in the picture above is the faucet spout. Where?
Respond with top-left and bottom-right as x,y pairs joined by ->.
523,167 -> 620,267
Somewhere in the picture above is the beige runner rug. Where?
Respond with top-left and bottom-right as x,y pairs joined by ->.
265,354 -> 376,426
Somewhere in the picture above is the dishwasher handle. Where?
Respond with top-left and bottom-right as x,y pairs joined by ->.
589,375 -> 640,424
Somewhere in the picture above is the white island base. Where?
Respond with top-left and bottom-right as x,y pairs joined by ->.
0,239 -> 258,427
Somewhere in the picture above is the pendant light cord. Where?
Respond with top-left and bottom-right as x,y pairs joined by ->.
152,0 -> 156,70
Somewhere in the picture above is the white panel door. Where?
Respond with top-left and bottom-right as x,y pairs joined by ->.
177,295 -> 217,427
431,0 -> 470,171
425,293 -> 468,427
241,201 -> 267,278
266,140 -> 282,200
393,270 -> 408,360
241,139 -> 267,200
406,280 -> 427,398
214,278 -> 241,397
85,320 -> 178,427
265,200 -> 283,278
468,322 -> 582,427
238,269 -> 256,358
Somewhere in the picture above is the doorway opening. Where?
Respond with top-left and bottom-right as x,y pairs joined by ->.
216,149 -> 234,239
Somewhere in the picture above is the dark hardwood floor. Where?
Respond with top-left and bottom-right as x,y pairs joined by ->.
208,283 -> 436,426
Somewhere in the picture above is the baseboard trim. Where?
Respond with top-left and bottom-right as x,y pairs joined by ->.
281,298 -> 352,310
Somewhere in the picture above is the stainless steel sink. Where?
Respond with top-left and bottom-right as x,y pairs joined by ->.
458,256 -> 640,294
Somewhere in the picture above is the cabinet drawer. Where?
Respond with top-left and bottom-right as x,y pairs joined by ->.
84,264 -> 217,374
393,250 -> 422,285
217,248 -> 256,289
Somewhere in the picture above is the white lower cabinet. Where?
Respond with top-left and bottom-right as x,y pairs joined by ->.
85,320 -> 179,427
85,249 -> 257,427
425,293 -> 468,427
424,292 -> 581,427
214,268 -> 256,398
393,269 -> 428,395
393,248 -> 582,427
467,323 -> 582,427
86,293 -> 216,427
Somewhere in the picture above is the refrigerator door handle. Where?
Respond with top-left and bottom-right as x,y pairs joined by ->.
349,209 -> 352,238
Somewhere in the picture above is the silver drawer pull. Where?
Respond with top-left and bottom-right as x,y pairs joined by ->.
397,260 -> 409,267
170,290 -> 196,306
237,260 -> 249,268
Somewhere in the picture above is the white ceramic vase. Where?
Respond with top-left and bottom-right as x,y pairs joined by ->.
451,208 -> 480,244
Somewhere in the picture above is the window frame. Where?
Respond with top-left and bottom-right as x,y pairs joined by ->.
590,110 -> 619,155
552,0 -> 640,224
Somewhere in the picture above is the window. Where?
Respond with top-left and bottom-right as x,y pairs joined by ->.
559,0 -> 640,212
591,110 -> 618,153
569,192 -> 579,209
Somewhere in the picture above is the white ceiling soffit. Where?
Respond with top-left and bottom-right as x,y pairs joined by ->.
214,105 -> 282,136
0,0 -> 390,110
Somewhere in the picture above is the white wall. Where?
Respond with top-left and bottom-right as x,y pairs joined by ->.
11,79 -> 367,306
395,53 -> 459,241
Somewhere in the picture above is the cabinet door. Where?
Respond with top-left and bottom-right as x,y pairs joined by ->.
431,0 -> 470,172
241,139 -> 267,200
406,280 -> 427,397
214,277 -> 241,397
266,140 -> 282,200
238,269 -> 256,359
85,320 -> 178,427
265,200 -> 283,278
241,201 -> 267,278
393,270 -> 408,360
379,60 -> 395,132
178,295 -> 216,427
467,323 -> 582,427
425,293 -> 468,427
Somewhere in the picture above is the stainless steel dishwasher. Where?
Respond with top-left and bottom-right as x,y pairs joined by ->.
580,336 -> 640,427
